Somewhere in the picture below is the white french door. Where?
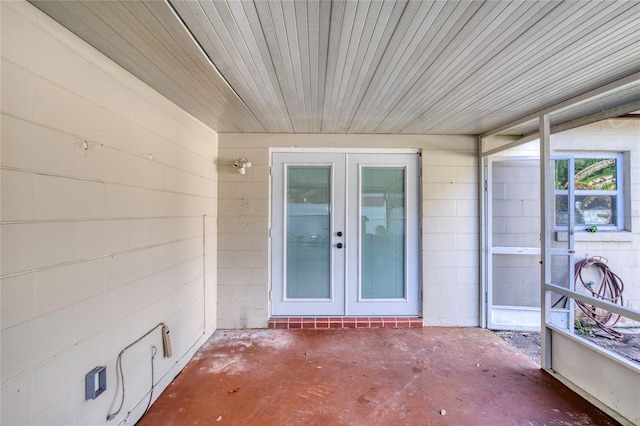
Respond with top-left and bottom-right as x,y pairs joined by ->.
271,151 -> 420,317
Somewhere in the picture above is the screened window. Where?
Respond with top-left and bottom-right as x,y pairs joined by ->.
554,154 -> 624,230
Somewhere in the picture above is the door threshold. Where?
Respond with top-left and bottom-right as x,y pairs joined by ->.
269,317 -> 423,330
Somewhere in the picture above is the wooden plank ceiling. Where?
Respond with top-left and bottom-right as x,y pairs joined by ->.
30,0 -> 640,135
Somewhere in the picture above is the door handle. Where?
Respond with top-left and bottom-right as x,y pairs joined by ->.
337,231 -> 343,237
336,243 -> 344,249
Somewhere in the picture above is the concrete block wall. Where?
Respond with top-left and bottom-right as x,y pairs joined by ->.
1,2 -> 217,425
218,134 -> 479,328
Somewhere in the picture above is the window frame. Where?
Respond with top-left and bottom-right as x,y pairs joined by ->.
553,152 -> 624,232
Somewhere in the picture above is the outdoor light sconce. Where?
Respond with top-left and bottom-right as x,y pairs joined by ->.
233,158 -> 252,174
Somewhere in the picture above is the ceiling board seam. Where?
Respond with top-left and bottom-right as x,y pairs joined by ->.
251,0 -> 298,132
338,0 -> 396,132
481,71 -> 640,137
353,1 -> 466,132
370,0 -> 485,133
168,0 -> 272,129
407,1 -> 637,133
394,0 -> 538,128
306,0 -> 314,131
137,2 -> 256,125
304,0 -> 321,132
264,0 -> 305,131
399,0 -> 569,133
350,0 -> 442,129
324,1 -> 359,132
253,0 -> 296,133
319,0 -> 338,133
164,0 -> 267,132
330,0 -> 378,131
194,0 -> 290,131
397,0 -> 586,132
345,0 -> 410,133
39,0 -> 245,132
466,51 -> 640,133
279,0 -> 306,132
288,0 -> 310,131
235,0 -> 294,131
416,1 -> 637,133
385,1 -> 540,134
316,0 -> 331,133
434,49 -> 640,134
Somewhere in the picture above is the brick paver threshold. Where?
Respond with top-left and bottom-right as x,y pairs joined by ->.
269,317 -> 423,329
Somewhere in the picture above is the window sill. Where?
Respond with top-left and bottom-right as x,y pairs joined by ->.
555,230 -> 633,242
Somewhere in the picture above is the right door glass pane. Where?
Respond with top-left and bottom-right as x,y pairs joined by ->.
360,167 -> 405,299
286,166 -> 331,298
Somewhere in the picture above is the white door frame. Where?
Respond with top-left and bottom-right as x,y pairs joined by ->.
270,149 -> 421,317
483,155 -> 574,331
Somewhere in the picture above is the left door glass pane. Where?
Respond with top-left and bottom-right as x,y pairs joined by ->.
286,166 -> 331,298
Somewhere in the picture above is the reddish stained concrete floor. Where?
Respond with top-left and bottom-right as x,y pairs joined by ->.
138,328 -> 618,426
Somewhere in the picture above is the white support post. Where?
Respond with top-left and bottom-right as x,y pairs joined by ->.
539,114 -> 552,370
479,136 -> 488,328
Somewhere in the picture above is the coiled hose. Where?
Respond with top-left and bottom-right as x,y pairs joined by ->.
574,256 -> 624,339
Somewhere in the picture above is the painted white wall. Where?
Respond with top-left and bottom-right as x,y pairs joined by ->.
551,331 -> 640,425
218,134 -> 479,328
1,2 -> 217,425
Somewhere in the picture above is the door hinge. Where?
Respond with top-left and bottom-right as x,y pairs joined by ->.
268,290 -> 272,300
484,179 -> 488,191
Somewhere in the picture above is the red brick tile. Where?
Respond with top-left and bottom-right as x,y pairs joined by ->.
269,316 -> 421,330
370,319 -> 383,328
382,318 -> 397,328
329,320 -> 343,329
410,319 -> 423,328
343,319 -> 356,328
288,319 -> 302,327
356,318 -> 371,328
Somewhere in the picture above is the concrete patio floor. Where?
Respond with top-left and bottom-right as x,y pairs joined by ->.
138,328 -> 617,425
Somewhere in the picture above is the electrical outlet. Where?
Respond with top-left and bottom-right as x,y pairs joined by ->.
85,366 -> 106,400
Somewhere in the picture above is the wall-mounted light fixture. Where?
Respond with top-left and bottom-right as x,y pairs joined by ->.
233,158 -> 252,174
